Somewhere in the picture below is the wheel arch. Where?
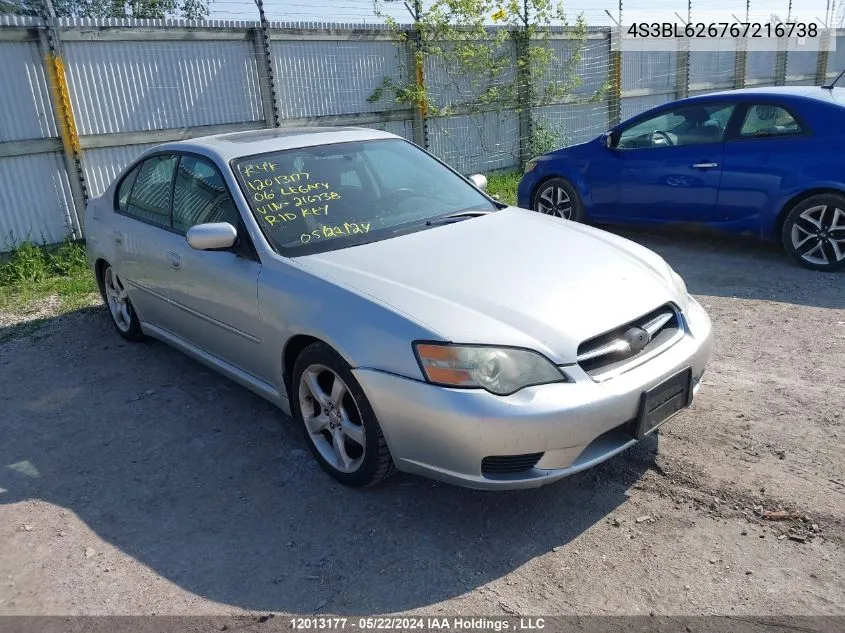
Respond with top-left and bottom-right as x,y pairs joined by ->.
282,334 -> 324,397
529,173 -> 585,216
94,258 -> 110,299
775,187 -> 845,241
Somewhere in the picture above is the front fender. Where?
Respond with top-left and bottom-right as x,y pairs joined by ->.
518,154 -> 594,216
257,258 -> 438,399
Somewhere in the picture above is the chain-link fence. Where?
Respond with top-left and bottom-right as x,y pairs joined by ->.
0,0 -> 843,248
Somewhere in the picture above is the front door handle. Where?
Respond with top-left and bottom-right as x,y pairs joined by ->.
691,162 -> 719,169
167,252 -> 182,270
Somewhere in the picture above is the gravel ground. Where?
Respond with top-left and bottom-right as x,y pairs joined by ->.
0,230 -> 843,617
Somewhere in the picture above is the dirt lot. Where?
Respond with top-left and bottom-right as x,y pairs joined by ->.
0,230 -> 843,617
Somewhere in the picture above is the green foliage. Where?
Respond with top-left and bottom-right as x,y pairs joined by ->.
530,118 -> 566,157
0,0 -> 35,15
0,239 -> 97,341
0,239 -> 89,286
486,170 -> 521,206
368,74 -> 438,114
47,240 -> 89,277
0,0 -> 208,19
0,241 -> 50,285
372,0 -> 594,166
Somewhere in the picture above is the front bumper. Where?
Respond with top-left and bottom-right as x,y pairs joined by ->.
353,297 -> 713,490
516,171 -> 538,209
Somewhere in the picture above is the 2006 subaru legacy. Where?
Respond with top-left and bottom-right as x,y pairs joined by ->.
85,127 -> 713,489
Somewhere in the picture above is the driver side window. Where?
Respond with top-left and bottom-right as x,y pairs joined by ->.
618,112 -> 683,149
617,104 -> 735,149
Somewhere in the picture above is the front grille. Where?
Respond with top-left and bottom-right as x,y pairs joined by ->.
576,304 -> 682,380
481,453 -> 544,475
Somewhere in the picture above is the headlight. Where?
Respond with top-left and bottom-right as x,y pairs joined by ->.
524,159 -> 538,174
414,343 -> 566,395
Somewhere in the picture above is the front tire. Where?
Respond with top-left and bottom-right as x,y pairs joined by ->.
531,177 -> 584,222
781,193 -> 845,272
291,342 -> 395,487
101,264 -> 143,341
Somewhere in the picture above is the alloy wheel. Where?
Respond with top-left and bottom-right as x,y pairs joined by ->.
298,364 -> 366,474
790,204 -> 845,267
104,267 -> 132,333
536,185 -> 573,219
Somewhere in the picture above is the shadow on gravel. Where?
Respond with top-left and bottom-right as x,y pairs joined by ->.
0,308 -> 654,614
609,227 -> 845,310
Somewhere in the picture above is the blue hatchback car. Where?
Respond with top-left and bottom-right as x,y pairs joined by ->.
517,86 -> 845,271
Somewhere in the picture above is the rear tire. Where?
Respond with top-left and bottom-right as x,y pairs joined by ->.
531,177 -> 584,222
100,263 -> 144,341
291,342 -> 395,487
781,193 -> 845,272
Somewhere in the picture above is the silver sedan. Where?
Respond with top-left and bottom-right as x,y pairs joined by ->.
85,128 -> 712,489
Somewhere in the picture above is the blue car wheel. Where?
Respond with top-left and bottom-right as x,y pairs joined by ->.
781,193 -> 845,272
531,177 -> 583,222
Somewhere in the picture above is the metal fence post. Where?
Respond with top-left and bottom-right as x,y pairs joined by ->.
774,40 -> 788,85
676,0 -> 691,98
513,28 -> 533,167
815,22 -> 832,84
735,0 -> 749,88
734,41 -> 747,88
407,29 -> 428,149
675,40 -> 690,99
775,0 -> 792,85
607,36 -> 622,127
816,42 -> 831,85
607,2 -> 622,128
38,0 -> 87,237
253,0 -> 280,128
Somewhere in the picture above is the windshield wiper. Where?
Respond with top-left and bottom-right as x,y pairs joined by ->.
425,209 -> 494,226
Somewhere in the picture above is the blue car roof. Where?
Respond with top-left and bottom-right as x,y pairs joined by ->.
687,85 -> 845,107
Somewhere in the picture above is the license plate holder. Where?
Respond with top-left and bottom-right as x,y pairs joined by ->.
635,368 -> 693,439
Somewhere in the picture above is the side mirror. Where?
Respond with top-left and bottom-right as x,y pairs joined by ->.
468,173 -> 488,191
602,131 -> 615,149
186,222 -> 237,251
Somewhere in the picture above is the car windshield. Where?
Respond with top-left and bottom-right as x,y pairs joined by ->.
231,138 -> 497,255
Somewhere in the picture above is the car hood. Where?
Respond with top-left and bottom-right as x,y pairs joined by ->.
295,208 -> 681,364
548,139 -> 592,157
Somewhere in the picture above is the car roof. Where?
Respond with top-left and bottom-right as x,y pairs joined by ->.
152,126 -> 401,164
684,85 -> 845,107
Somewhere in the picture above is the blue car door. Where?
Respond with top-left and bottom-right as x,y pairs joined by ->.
715,101 -> 814,236
597,102 -> 736,225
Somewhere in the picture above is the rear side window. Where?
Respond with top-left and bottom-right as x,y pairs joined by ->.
739,105 -> 803,138
172,155 -> 239,233
116,164 -> 140,212
123,155 -> 178,229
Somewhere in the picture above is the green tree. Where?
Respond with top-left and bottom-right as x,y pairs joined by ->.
0,0 -> 208,19
0,0 -> 36,15
371,0 -> 602,165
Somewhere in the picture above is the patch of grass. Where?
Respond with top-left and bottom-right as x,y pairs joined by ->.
486,170 -> 522,207
0,240 -> 98,315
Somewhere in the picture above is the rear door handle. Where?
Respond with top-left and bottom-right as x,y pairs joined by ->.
691,162 -> 719,169
113,232 -> 123,245
167,252 -> 182,270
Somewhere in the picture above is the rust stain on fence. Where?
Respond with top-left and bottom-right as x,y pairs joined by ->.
44,53 -> 82,157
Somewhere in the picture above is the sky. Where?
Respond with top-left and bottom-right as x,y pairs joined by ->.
203,0 -> 841,27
